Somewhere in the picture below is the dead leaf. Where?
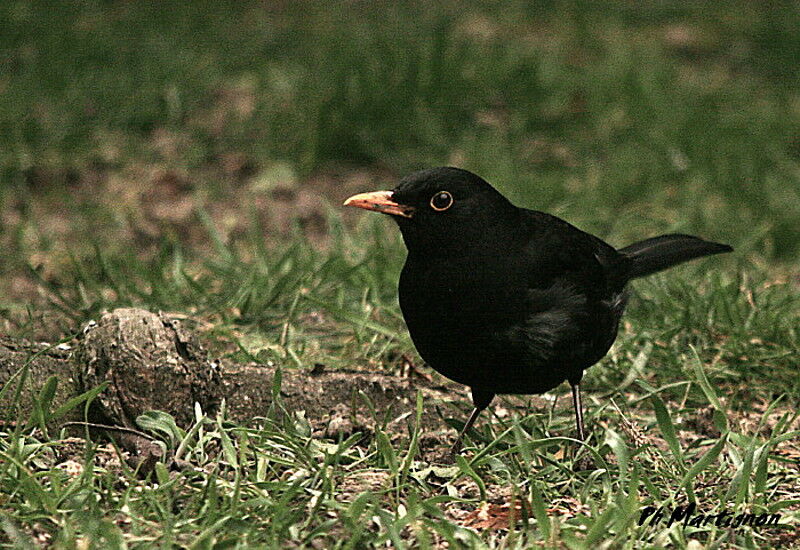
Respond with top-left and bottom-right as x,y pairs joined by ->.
546,496 -> 591,519
461,499 -> 528,530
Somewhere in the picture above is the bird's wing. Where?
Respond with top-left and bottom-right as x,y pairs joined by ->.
494,210 -> 631,380
518,209 -> 631,296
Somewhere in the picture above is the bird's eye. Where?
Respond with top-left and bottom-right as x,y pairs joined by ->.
430,191 -> 453,211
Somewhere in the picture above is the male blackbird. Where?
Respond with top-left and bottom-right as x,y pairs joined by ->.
344,167 -> 732,452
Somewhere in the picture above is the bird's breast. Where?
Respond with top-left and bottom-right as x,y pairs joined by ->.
400,256 -> 525,326
398,256 -> 528,370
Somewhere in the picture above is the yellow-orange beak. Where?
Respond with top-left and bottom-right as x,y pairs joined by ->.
343,190 -> 414,218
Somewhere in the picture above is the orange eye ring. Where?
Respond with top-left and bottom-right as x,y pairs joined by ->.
430,191 -> 453,211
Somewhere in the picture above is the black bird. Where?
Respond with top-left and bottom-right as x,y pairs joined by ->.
344,167 -> 732,452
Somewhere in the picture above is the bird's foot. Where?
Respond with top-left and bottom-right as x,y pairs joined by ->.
424,440 -> 461,465
572,454 -> 595,472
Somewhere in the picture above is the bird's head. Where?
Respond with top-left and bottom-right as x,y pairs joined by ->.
344,167 -> 518,255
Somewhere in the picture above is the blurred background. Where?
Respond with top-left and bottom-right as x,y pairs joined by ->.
0,1 -> 798,346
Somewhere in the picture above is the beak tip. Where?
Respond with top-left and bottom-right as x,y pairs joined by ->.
341,190 -> 414,218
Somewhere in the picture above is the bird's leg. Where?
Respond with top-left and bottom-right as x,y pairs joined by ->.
450,407 -> 482,455
451,389 -> 494,454
570,378 -> 594,470
570,381 -> 586,441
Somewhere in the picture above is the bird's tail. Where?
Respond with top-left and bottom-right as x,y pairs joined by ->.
619,234 -> 733,279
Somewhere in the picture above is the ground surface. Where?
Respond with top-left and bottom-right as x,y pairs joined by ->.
1,1 -> 799,548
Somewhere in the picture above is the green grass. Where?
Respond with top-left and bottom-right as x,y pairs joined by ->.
1,1 -> 799,548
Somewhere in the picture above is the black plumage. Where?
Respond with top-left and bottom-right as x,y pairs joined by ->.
345,167 -> 732,452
